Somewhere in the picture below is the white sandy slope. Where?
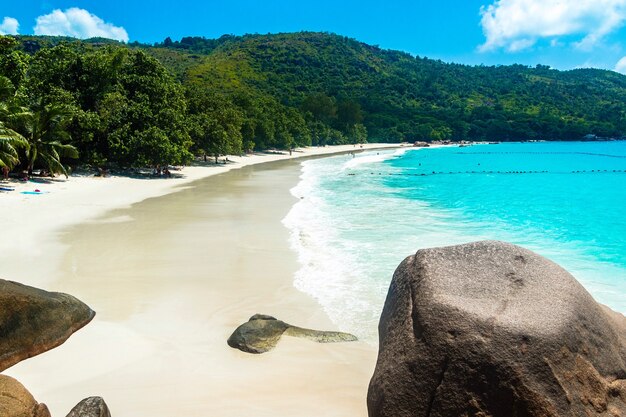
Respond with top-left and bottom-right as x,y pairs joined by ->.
0,143 -> 402,417
0,144 -> 400,286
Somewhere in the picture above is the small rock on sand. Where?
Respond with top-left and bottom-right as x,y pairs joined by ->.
228,314 -> 357,354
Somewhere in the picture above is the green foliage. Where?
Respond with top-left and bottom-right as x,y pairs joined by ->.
6,39 -> 193,168
301,93 -> 337,124
0,37 -> 29,89
1,31 -> 625,174
0,76 -> 14,103
0,109 -> 28,168
99,49 -> 193,166
8,103 -> 78,177
0,133 -> 26,169
187,87 -> 243,160
0,76 -> 28,170
168,32 -> 626,142
348,123 -> 368,144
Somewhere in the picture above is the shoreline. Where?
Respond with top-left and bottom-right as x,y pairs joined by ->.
0,143 -> 402,287
0,144 -> 396,416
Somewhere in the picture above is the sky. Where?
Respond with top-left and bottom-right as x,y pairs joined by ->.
2,0 -> 626,73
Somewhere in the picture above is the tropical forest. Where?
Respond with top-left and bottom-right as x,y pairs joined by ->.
1,31 -> 626,174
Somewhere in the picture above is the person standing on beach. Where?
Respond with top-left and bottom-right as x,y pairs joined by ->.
2,166 -> 9,180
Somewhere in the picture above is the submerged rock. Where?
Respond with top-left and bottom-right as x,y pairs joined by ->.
0,374 -> 51,417
66,396 -> 111,417
227,314 -> 290,354
0,279 -> 95,371
368,240 -> 626,417
227,314 -> 357,354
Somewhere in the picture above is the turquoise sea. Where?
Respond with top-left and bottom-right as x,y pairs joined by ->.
283,141 -> 626,341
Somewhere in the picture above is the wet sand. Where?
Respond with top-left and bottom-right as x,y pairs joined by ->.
4,160 -> 377,416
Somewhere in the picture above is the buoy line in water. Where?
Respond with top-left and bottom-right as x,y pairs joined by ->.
346,169 -> 626,177
454,151 -> 626,159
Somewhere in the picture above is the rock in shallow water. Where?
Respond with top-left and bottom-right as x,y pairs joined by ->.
66,396 -> 111,417
0,374 -> 51,417
228,314 -> 358,354
0,279 -> 95,371
368,240 -> 626,417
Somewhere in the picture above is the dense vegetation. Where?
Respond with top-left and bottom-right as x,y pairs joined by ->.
1,32 -> 625,174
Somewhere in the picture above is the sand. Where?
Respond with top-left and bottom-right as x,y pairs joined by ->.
0,144 -> 400,417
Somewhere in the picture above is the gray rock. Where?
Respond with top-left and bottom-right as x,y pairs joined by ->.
0,374 -> 51,417
66,397 -> 111,417
228,314 -> 357,354
368,240 -> 626,417
0,280 -> 95,371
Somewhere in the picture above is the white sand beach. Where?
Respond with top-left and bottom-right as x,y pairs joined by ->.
0,144 -> 401,417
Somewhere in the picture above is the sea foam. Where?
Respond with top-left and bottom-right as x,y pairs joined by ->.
283,143 -> 626,341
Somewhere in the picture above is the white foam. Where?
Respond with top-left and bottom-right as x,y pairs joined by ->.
341,148 -> 413,171
283,159 -> 379,339
284,150 -> 626,342
284,155 -> 483,340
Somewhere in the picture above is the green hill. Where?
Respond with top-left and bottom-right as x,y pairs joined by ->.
1,32 -> 626,170
147,32 -> 626,142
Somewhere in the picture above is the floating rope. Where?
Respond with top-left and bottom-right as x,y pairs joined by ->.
346,169 -> 626,177
454,151 -> 626,159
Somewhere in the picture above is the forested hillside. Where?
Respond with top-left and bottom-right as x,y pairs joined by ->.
149,32 -> 626,143
1,32 -> 625,173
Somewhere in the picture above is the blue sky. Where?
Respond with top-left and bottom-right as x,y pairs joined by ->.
2,1 -> 626,73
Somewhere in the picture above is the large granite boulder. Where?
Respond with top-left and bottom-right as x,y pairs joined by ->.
0,280 -> 95,371
228,314 -> 358,354
368,241 -> 626,417
0,374 -> 51,417
66,396 -> 111,417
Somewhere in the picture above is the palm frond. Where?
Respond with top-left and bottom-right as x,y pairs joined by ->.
45,141 -> 79,159
0,126 -> 28,168
39,152 -> 70,178
0,127 -> 27,145
0,76 -> 14,102
35,140 -> 78,177
14,103 -> 79,174
0,138 -> 21,168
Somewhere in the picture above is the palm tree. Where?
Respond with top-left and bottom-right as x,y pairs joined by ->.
0,124 -> 27,171
0,76 -> 13,102
12,103 -> 78,178
0,76 -> 28,174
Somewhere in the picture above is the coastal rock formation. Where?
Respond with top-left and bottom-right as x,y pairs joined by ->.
0,375 -> 51,417
368,241 -> 626,417
0,279 -> 95,371
66,396 -> 111,417
227,314 -> 358,354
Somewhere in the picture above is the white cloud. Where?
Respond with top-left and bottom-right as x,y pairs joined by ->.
508,38 -> 535,52
615,56 -> 626,73
550,39 -> 563,47
479,0 -> 626,52
0,17 -> 19,35
34,8 -> 128,42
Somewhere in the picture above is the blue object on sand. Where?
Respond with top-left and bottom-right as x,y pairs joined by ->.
21,191 -> 47,195
0,187 -> 14,191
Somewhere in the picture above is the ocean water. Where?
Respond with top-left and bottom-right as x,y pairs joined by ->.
282,141 -> 626,341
